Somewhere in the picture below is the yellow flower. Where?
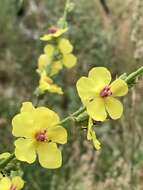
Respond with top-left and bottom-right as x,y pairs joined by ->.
37,53 -> 63,76
0,176 -> 24,190
37,45 -> 55,74
12,102 -> 67,169
87,117 -> 101,150
76,67 -> 128,121
40,27 -> 68,41
39,71 -> 63,95
58,38 -> 77,68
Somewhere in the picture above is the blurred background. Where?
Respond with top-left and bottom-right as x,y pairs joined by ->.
0,0 -> 143,189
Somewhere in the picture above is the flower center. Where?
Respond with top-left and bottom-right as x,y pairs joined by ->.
10,185 -> 17,190
35,130 -> 47,142
100,86 -> 112,97
48,26 -> 58,34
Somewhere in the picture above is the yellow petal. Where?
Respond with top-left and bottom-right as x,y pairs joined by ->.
39,72 -> 63,95
76,77 -> 100,105
37,142 -> 62,169
48,126 -> 67,144
48,84 -> 63,95
87,117 -> 93,140
34,107 -> 60,130
14,138 -> 36,164
37,54 -> 50,73
53,28 -> 68,37
86,98 -> 107,121
105,97 -> 123,119
0,177 -> 11,189
40,34 -> 52,41
89,67 -> 111,90
91,130 -> 101,150
110,79 -> 128,97
12,176 -> 24,189
0,152 -> 11,159
40,28 -> 68,41
44,44 -> 55,57
20,102 -> 35,113
12,112 -> 35,138
58,38 -> 73,54
50,60 -> 63,76
63,54 -> 77,68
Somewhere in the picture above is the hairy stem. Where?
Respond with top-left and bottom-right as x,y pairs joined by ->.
0,153 -> 15,169
125,66 -> 143,84
58,106 -> 86,125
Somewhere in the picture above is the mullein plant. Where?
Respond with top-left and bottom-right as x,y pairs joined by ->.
0,1 -> 143,189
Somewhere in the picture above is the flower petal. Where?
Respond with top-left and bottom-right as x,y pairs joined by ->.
87,117 -> 93,140
48,126 -> 67,144
76,77 -> 98,105
37,142 -> 62,169
89,67 -> 111,90
58,38 -> 73,54
86,98 -> 107,121
105,97 -> 123,119
40,34 -> 52,41
91,130 -> 101,150
63,54 -> 77,68
12,112 -> 35,138
53,28 -> 68,37
35,107 -> 60,130
20,102 -> 35,113
37,54 -> 50,73
110,79 -> 128,97
44,44 -> 55,57
12,176 -> 24,189
50,60 -> 63,76
0,177 -> 11,189
14,138 -> 36,164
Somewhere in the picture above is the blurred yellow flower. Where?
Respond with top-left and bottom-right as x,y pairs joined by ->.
0,176 -> 24,190
39,71 -> 63,95
40,27 -> 68,41
58,38 -> 77,68
76,67 -> 128,121
37,54 -> 63,76
87,117 -> 101,150
12,102 -> 67,169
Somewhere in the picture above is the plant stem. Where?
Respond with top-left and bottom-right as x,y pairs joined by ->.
58,106 -> 86,125
0,153 -> 15,169
125,66 -> 143,84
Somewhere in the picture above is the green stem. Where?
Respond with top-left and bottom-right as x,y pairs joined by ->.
58,0 -> 73,28
125,66 -> 143,84
0,153 -> 15,169
58,106 -> 86,125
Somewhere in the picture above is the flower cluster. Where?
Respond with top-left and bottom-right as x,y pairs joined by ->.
36,26 -> 77,95
76,67 -> 128,149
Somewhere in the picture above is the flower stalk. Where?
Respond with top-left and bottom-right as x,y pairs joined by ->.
0,153 -> 15,169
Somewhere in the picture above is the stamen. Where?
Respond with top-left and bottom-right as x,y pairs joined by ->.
10,185 -> 17,190
100,86 -> 112,97
48,26 -> 58,34
35,130 -> 47,142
